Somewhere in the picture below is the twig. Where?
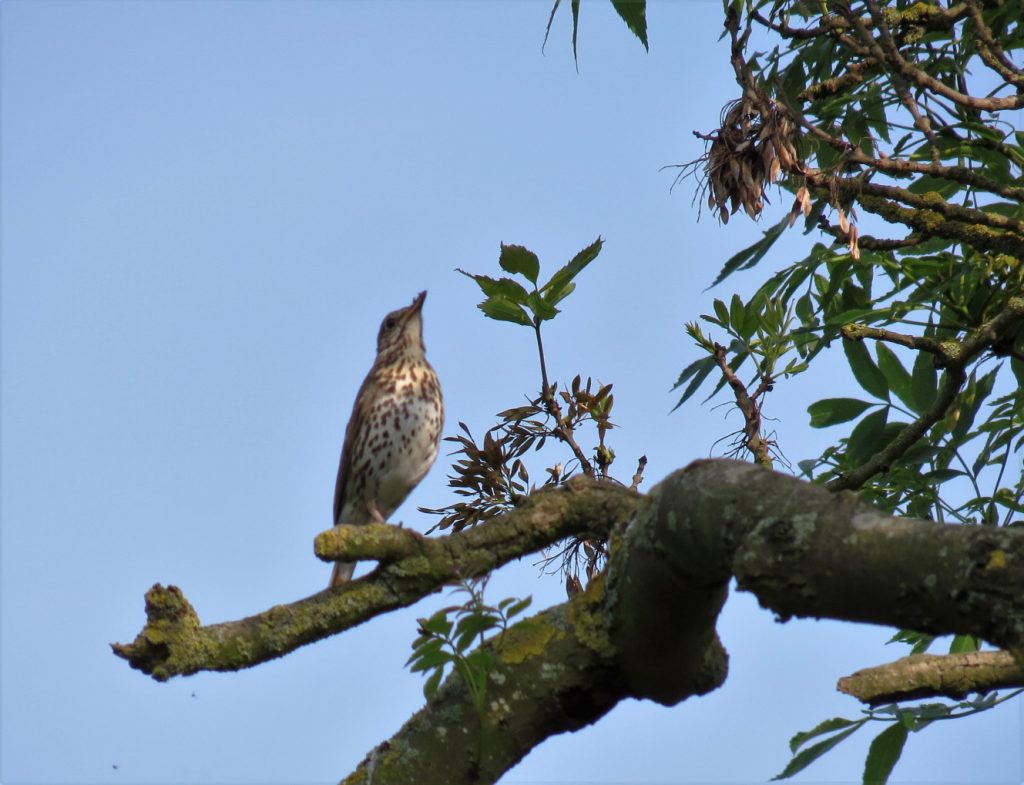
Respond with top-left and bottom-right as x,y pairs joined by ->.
713,343 -> 773,467
630,455 -> 648,491
817,218 -> 925,251
533,321 -> 596,477
966,0 -> 1024,87
841,0 -> 941,160
862,0 -> 1022,112
840,323 -> 951,361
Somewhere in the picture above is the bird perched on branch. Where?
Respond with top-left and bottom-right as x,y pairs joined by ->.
329,291 -> 444,587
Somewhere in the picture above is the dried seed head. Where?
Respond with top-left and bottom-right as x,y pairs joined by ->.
700,99 -> 804,224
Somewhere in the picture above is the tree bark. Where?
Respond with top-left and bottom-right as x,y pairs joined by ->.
112,460 -> 1024,784
838,651 -> 1024,705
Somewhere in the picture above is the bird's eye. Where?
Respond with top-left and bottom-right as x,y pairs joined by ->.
384,317 -> 397,330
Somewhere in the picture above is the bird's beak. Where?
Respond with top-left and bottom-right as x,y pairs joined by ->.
410,291 -> 427,313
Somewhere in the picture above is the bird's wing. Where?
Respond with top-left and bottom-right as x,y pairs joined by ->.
333,371 -> 375,525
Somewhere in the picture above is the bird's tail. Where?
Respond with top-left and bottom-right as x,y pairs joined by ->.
329,561 -> 356,588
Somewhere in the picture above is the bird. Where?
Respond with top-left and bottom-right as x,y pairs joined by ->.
328,291 -> 444,587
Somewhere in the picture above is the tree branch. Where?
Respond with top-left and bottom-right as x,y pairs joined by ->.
111,478 -> 638,680
838,650 -> 1024,705
343,460 -> 1024,783
806,172 -> 1024,235
966,0 -> 1024,87
712,342 -> 773,467
861,0 -> 1023,112
828,296 -> 1024,491
534,321 -> 596,478
112,460 -> 1024,784
839,323 -> 951,360
802,173 -> 1024,258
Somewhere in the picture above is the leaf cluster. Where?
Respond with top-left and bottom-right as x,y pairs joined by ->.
458,238 -> 601,329
775,689 -> 1024,782
407,577 -> 532,710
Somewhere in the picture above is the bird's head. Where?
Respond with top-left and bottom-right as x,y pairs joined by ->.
376,291 -> 427,360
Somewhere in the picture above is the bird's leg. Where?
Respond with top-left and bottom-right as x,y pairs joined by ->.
368,501 -> 404,528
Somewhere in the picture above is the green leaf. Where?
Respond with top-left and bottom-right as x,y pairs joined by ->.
526,291 -> 560,322
949,634 -> 980,653
862,84 -> 890,143
498,244 -> 540,284
887,629 -> 934,654
478,295 -> 534,326
875,344 -> 914,410
862,722 -> 908,784
419,611 -> 453,637
910,350 -> 938,414
713,298 -> 730,326
951,369 -> 997,441
541,237 -> 602,305
610,0 -> 648,50
671,355 -> 718,410
844,339 -> 890,401
542,0 -> 561,53
407,637 -> 442,667
730,293 -> 747,337
808,398 -> 875,428
409,645 -> 453,672
711,216 -> 787,288
795,292 -> 815,324
571,0 -> 581,67
1013,356 -> 1024,389
455,613 -> 502,652
458,270 -> 530,303
505,596 -> 532,618
845,406 -> 889,465
774,720 -> 866,779
789,717 -> 865,753
907,174 -> 962,199
423,667 -> 444,700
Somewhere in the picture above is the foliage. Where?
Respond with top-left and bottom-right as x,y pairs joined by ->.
407,576 -> 532,710
659,0 -> 1024,780
774,689 -> 1024,781
422,238 -> 638,588
543,0 -> 649,67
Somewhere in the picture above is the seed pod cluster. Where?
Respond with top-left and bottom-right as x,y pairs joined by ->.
705,99 -> 800,224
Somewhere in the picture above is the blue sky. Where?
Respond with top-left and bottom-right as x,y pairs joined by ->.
1,1 -> 1020,783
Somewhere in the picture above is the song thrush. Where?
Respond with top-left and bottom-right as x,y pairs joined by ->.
328,291 -> 444,587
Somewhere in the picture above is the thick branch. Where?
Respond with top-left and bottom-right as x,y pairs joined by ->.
342,583 -> 665,785
838,650 -> 1024,705
852,191 -> 1024,258
805,172 -> 1024,236
851,155 -> 1024,203
664,462 -> 1024,650
111,478 -> 638,680
356,460 -> 1024,784
112,459 -> 1024,784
